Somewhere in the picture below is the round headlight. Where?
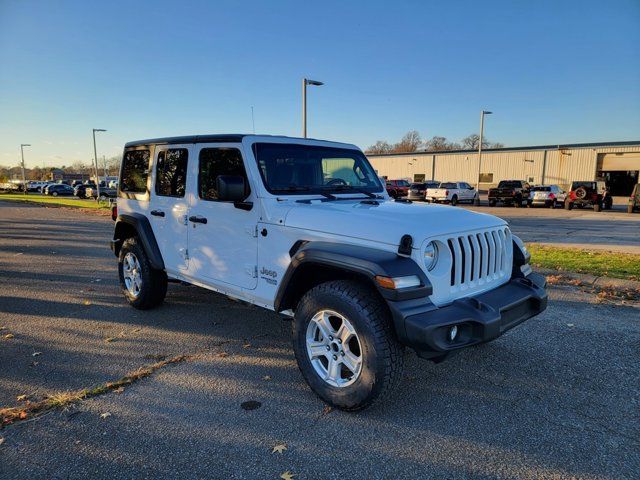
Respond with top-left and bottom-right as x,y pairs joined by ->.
424,241 -> 438,271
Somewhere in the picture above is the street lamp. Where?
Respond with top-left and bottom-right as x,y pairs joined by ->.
475,110 -> 493,204
20,144 -> 31,195
92,129 -> 107,200
302,78 -> 324,138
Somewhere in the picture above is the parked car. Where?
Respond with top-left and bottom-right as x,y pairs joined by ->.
527,185 -> 566,208
425,182 -> 478,206
46,184 -> 74,196
488,180 -> 531,207
74,183 -> 97,199
627,183 -> 639,214
564,181 -> 612,212
41,183 -> 57,195
110,134 -> 547,411
385,179 -> 410,198
407,181 -> 440,201
85,186 -> 117,200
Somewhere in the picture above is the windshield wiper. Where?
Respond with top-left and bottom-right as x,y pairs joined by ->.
278,185 -> 336,200
324,185 -> 380,199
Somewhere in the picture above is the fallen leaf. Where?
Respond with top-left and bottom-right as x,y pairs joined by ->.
272,444 -> 287,454
280,471 -> 296,480
104,337 -> 116,343
567,323 -> 575,327
19,411 -> 27,420
82,300 -> 91,306
0,326 -> 7,330
29,361 -> 39,367
16,394 -> 28,401
100,412 -> 111,419
113,387 -> 125,394
4,334 -> 15,339
243,342 -> 251,349
262,375 -> 272,381
0,437 -> 4,446
322,405 -> 333,415
131,328 -> 142,333
216,352 -> 229,358
240,400 -> 262,411
32,352 -> 42,357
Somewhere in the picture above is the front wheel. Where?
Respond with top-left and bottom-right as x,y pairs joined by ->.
292,280 -> 404,411
118,237 -> 167,310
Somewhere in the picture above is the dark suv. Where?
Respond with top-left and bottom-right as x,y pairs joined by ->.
385,179 -> 410,198
488,180 -> 531,207
628,183 -> 640,214
564,181 -> 611,212
407,181 -> 439,201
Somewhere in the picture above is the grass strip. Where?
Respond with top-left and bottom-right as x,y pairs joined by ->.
0,193 -> 109,209
528,244 -> 640,281
0,354 -> 190,428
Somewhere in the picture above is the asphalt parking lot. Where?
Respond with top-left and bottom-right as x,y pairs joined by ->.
0,201 -> 639,479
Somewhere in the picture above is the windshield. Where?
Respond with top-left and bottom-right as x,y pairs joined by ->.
498,181 -> 522,188
252,143 -> 383,195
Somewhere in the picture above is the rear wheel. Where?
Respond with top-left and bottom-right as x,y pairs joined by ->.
488,199 -> 496,207
450,195 -> 458,206
52,191 -> 58,197
118,237 -> 167,310
292,280 -> 404,411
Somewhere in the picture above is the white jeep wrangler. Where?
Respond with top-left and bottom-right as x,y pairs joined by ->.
110,135 -> 547,411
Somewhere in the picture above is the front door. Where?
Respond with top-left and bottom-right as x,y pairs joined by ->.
186,144 -> 259,289
149,145 -> 190,273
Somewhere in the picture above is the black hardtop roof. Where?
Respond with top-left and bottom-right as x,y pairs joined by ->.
124,134 -> 346,149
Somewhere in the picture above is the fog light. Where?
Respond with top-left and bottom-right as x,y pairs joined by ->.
448,325 -> 458,342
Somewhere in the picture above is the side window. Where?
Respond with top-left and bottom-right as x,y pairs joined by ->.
198,148 -> 250,201
121,150 -> 150,193
155,148 -> 188,197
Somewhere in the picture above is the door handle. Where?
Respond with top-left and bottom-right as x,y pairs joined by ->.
150,210 -> 165,217
188,215 -> 208,224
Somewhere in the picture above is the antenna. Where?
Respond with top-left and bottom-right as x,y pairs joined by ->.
251,106 -> 255,134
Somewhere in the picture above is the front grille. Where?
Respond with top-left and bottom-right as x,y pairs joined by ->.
446,227 -> 511,288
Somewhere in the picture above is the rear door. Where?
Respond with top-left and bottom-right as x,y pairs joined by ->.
149,145 -> 190,273
186,144 -> 259,289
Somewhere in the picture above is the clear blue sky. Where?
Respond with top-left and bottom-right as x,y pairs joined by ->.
1,0 -> 639,167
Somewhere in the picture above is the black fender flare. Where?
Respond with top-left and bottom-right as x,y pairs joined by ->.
274,241 -> 432,312
110,213 -> 165,270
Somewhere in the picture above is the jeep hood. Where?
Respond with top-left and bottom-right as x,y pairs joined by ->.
282,200 -> 507,247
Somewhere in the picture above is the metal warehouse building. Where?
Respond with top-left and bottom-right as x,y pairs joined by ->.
367,141 -> 640,196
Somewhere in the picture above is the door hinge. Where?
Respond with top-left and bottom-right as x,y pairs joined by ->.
246,224 -> 258,237
180,248 -> 189,260
245,264 -> 258,278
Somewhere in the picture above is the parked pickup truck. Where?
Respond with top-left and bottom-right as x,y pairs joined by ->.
488,180 -> 531,207
425,182 -> 478,206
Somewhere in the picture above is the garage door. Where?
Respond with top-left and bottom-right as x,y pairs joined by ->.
598,153 -> 640,171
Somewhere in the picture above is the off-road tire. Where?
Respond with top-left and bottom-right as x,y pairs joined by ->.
118,237 -> 167,310
292,280 -> 404,411
52,191 -> 58,197
593,202 -> 601,212
489,199 -> 496,207
450,195 -> 458,206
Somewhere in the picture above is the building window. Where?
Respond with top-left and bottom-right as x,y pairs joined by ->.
198,148 -> 250,201
155,149 -> 188,197
479,173 -> 493,183
121,150 -> 150,193
414,174 -> 425,182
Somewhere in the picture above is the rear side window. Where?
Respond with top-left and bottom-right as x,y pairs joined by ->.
198,148 -> 249,201
532,186 -> 551,192
498,181 -> 522,188
155,149 -> 188,197
121,150 -> 150,193
440,182 -> 456,189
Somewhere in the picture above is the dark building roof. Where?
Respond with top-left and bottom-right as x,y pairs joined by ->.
367,140 -> 640,157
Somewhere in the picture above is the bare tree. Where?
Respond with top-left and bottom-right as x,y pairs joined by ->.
393,130 -> 423,153
425,136 -> 461,151
366,141 -> 393,155
461,134 -> 503,150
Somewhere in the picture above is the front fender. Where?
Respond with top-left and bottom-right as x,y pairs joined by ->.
111,213 -> 165,270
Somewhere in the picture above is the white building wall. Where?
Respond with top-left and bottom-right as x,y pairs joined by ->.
368,143 -> 640,188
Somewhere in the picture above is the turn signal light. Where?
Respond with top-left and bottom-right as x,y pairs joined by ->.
375,275 -> 421,290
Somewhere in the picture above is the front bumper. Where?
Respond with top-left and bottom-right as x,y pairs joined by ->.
388,272 -> 547,359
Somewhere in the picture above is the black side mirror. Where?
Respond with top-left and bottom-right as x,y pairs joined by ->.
216,175 -> 246,202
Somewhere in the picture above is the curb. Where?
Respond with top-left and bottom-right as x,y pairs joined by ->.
536,267 -> 640,290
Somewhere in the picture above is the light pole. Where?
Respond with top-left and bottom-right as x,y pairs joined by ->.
475,110 -> 492,204
20,144 -> 31,195
302,78 -> 324,138
92,128 -> 106,200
